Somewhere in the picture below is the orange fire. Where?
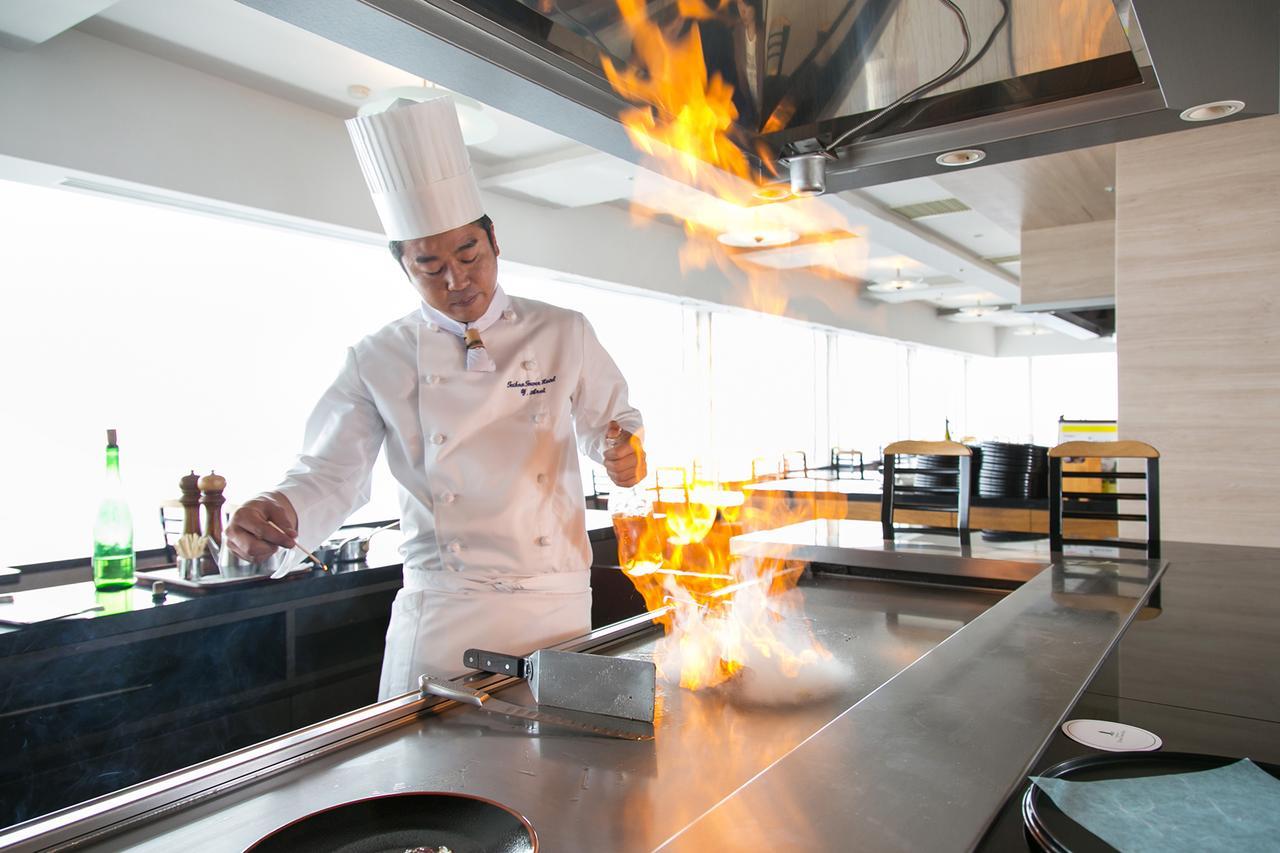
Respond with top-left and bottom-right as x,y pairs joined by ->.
600,0 -> 862,320
600,4 -> 855,693
613,471 -> 834,692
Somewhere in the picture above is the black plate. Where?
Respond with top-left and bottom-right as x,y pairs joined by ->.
246,792 -> 538,853
1022,752 -> 1280,853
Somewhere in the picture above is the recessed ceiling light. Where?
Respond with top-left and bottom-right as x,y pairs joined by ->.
959,304 -> 999,318
717,228 -> 799,248
936,148 -> 986,167
1179,100 -> 1245,122
867,268 -> 927,292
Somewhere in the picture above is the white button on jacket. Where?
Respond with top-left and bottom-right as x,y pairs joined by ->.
273,293 -> 642,699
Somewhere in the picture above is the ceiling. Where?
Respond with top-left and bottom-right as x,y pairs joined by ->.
70,0 -> 1122,340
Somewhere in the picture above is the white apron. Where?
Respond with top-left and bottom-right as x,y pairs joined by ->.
377,569 -> 592,700
271,289 -> 640,701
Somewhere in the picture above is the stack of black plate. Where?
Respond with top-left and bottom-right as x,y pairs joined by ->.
977,442 -> 1048,499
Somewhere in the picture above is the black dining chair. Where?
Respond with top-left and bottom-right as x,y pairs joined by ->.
830,447 -> 865,479
1048,440 -> 1161,560
881,440 -> 972,545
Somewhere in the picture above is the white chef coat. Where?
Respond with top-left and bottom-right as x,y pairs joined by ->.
272,288 -> 642,699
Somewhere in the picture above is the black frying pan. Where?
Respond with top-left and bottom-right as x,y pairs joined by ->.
246,792 -> 537,853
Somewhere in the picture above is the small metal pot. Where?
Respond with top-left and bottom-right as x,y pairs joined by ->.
318,521 -> 400,567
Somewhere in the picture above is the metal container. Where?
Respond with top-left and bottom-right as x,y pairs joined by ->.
218,540 -> 266,578
316,521 -> 400,568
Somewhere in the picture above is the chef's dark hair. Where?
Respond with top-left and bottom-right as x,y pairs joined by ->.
389,215 -> 495,265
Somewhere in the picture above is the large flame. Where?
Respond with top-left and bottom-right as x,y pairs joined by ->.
613,470 -> 838,693
601,4 -> 856,694
600,0 -> 865,321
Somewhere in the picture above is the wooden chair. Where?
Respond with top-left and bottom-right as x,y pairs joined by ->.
1048,440 -> 1161,560
830,447 -> 866,479
781,450 -> 809,478
881,440 -> 972,545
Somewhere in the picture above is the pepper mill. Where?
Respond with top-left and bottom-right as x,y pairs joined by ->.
179,470 -> 202,536
198,471 -> 227,545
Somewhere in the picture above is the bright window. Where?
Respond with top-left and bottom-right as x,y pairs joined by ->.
1029,352 -> 1118,446
907,346 -> 968,441
706,311 -> 822,478
0,176 -> 1122,567
832,334 -> 907,459
0,178 -> 410,566
966,356 -> 1033,443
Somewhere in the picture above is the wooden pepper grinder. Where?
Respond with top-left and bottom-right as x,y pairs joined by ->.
198,471 -> 227,545
179,470 -> 202,536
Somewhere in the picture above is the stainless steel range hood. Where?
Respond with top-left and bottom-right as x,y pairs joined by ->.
239,0 -> 1277,193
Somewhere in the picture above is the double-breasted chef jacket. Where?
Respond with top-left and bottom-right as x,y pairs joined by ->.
273,286 -> 642,699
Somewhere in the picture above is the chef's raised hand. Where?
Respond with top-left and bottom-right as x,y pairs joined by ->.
604,421 -> 647,488
226,492 -> 299,562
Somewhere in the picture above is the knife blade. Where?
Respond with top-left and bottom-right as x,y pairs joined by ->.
419,675 -> 652,741
463,648 -> 656,723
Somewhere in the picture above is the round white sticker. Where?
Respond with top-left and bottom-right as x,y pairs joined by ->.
1062,719 -> 1163,752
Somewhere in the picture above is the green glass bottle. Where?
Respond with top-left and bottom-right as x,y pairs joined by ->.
93,428 -> 136,591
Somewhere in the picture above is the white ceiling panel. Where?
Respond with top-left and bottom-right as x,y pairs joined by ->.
911,210 -> 1020,259
860,175 -> 952,208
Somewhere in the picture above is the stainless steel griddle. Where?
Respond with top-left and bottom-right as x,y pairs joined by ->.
3,554 -> 1164,852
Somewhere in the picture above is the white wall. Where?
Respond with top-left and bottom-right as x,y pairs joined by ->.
0,27 -> 997,355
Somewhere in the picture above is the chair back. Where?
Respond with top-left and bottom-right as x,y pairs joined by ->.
830,447 -> 865,479
1048,440 -> 1161,559
881,440 -> 972,544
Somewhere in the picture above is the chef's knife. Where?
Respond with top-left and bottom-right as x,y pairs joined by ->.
419,675 -> 652,741
464,648 -> 656,723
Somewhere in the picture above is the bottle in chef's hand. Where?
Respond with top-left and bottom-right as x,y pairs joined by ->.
609,484 -> 663,577
604,420 -> 647,487
92,429 -> 136,591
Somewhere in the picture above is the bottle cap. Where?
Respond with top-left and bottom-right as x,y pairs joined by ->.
106,429 -> 118,447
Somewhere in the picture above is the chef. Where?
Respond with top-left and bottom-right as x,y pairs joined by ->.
226,94 -> 646,699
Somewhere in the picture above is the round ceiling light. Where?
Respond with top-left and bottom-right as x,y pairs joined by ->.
751,184 -> 793,203
359,85 -> 498,145
959,304 -> 999,318
867,268 -> 926,292
936,148 -> 986,167
1179,100 -> 1245,122
717,228 -> 799,248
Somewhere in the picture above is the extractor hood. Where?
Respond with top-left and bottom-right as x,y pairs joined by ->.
238,0 -> 1278,193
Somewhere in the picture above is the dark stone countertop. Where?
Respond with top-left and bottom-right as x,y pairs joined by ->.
0,511 -> 618,657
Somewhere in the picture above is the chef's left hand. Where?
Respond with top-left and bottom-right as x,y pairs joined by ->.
604,421 -> 647,487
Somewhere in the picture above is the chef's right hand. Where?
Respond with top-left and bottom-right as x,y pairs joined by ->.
226,492 -> 298,562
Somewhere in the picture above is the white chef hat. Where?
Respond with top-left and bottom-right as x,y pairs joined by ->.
345,94 -> 485,240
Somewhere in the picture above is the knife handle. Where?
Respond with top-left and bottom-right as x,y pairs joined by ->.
419,675 -> 486,707
464,648 -> 527,678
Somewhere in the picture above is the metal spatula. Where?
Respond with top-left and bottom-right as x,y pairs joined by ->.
419,676 -> 653,740
464,648 -> 656,723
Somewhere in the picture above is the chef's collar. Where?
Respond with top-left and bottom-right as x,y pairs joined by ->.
418,284 -> 510,335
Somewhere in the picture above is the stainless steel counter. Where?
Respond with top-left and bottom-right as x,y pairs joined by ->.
5,553 -> 1163,852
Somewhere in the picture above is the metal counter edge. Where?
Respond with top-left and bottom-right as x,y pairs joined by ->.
0,609 -> 667,852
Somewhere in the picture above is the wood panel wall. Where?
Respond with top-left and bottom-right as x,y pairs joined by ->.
1021,219 -> 1115,305
1115,114 -> 1280,547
